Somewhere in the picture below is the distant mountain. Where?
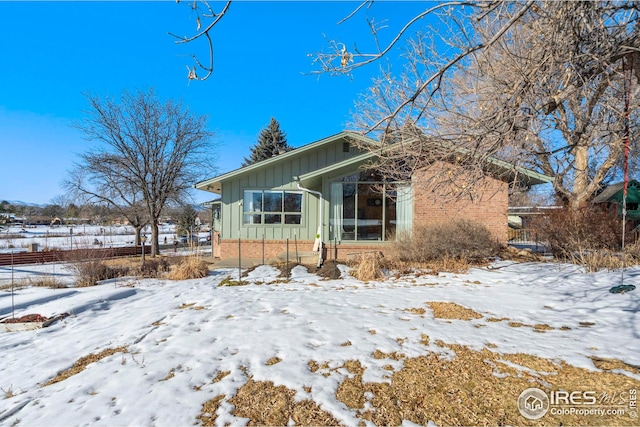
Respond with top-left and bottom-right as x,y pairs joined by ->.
2,200 -> 47,208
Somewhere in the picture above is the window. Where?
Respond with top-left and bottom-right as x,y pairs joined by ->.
243,190 -> 302,225
330,171 -> 412,241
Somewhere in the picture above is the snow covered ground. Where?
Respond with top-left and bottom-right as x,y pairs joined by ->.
0,259 -> 638,426
0,224 -> 208,253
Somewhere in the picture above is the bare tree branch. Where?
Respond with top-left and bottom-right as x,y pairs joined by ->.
170,0 -> 232,81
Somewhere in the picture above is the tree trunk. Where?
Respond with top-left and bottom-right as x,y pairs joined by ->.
134,226 -> 143,247
151,221 -> 160,257
571,144 -> 590,210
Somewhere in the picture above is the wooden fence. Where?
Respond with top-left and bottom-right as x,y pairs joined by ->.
0,246 -> 151,267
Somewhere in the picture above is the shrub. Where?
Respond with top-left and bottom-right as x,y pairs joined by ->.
530,207 -> 624,257
63,248 -> 140,286
348,252 -> 385,282
167,256 -> 209,280
135,258 -> 171,278
391,220 -> 500,263
72,261 -> 114,287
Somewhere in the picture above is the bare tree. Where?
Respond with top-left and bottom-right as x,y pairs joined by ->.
343,1 -> 640,209
71,89 -> 216,256
65,164 -> 150,246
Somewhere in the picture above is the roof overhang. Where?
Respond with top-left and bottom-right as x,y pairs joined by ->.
194,131 -> 553,194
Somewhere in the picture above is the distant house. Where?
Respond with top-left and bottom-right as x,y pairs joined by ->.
593,180 -> 640,220
25,216 -> 55,226
195,131 -> 551,263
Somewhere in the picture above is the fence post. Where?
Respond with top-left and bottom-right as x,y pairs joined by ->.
238,236 -> 242,283
286,238 -> 289,279
333,238 -> 338,279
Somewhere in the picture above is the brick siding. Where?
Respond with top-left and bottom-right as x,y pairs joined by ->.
412,163 -> 509,242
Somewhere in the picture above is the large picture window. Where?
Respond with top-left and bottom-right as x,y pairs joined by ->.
330,171 -> 412,241
243,190 -> 302,225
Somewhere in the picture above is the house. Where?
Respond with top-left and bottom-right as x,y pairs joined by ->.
592,180 -> 640,220
195,132 -> 551,263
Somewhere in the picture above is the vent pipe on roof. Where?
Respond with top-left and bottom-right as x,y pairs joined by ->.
294,176 -> 323,268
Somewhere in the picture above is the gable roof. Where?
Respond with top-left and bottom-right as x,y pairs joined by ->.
592,180 -> 640,204
195,131 -> 371,193
194,131 -> 552,194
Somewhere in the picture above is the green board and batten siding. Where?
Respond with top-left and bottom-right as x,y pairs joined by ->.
203,132 -> 372,241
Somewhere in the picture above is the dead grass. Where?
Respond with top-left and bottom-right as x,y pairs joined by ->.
228,378 -> 339,426
266,357 -> 282,366
161,368 -> 176,381
218,276 -> 247,287
0,276 -> 66,291
373,350 -> 405,360
43,346 -> 128,386
197,394 -> 225,426
178,302 -> 205,310
190,340 -> 640,426
533,323 -> 554,332
427,301 -> 483,320
167,256 -> 210,280
25,276 -> 67,289
348,252 -> 385,282
2,386 -> 15,399
336,361 -> 365,409
385,256 -> 477,275
329,342 -> 640,426
405,307 -> 427,315
590,356 -> 640,374
212,370 -> 230,383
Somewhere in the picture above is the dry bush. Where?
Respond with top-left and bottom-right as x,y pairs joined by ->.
348,252 -> 385,282
391,220 -> 500,263
531,207 -> 624,257
134,258 -> 170,278
27,276 -> 67,289
624,240 -> 640,265
63,248 -> 121,287
531,207 -> 640,271
167,256 -> 209,280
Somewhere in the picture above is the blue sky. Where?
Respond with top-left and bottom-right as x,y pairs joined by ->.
0,1 -> 429,205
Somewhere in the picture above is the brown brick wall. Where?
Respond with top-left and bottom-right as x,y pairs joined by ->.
412,163 -> 509,242
219,239 -> 395,262
219,239 -> 315,260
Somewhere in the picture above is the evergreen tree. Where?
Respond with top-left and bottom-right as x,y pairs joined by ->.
242,118 -> 292,166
